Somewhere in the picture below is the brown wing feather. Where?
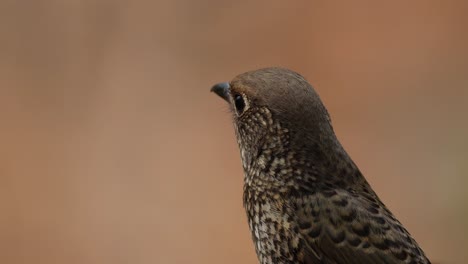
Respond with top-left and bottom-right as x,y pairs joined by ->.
292,189 -> 430,264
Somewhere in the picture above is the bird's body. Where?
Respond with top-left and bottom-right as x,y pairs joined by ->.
211,68 -> 430,264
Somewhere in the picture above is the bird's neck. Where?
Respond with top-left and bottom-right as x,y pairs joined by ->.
241,125 -> 363,197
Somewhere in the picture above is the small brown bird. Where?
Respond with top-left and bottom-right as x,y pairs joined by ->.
211,68 -> 430,264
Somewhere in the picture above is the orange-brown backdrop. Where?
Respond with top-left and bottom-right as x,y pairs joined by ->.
1,1 -> 467,263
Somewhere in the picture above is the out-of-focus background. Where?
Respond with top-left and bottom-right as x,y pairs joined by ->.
1,1 -> 467,263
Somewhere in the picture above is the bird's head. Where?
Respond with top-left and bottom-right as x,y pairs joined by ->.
211,68 -> 339,177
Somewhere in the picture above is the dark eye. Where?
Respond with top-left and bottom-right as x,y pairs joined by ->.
233,93 -> 245,114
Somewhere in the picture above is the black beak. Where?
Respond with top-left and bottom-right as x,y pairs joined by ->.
210,82 -> 230,102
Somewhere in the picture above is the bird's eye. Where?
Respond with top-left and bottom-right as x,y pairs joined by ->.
233,93 -> 246,115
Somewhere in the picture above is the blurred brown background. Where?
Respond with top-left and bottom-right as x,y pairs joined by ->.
1,1 -> 467,263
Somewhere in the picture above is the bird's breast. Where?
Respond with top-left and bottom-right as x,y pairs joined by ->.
244,191 -> 303,264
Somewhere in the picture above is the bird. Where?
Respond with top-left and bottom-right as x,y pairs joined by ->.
210,67 -> 430,264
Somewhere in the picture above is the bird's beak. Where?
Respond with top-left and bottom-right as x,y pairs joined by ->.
210,82 -> 230,102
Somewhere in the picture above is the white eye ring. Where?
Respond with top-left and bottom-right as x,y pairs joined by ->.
233,93 -> 248,115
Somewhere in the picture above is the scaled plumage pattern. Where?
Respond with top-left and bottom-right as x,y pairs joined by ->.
211,68 -> 430,264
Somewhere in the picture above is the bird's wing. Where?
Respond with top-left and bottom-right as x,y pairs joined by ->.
291,189 -> 430,264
